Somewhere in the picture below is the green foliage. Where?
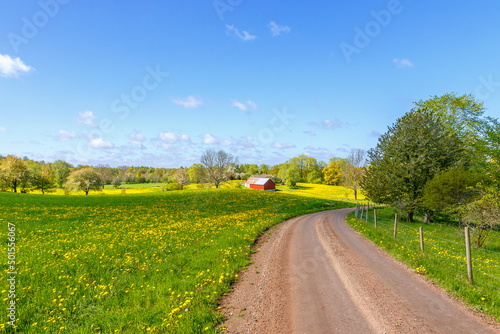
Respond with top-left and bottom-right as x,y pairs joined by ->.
462,187 -> 500,247
306,170 -> 322,184
413,93 -> 488,167
163,182 -> 182,191
50,160 -> 73,188
30,163 -> 56,194
188,163 -> 205,183
362,110 -> 464,221
413,93 -> 485,142
475,118 -> 500,188
0,155 -> 30,193
279,164 -> 300,188
422,167 -> 482,216
323,159 -> 342,185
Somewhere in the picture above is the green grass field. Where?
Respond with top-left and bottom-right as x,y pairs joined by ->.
346,207 -> 500,321
0,186 -> 352,333
4,182 -> 497,332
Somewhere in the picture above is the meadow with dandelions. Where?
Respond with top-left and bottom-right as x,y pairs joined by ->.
0,186 -> 353,333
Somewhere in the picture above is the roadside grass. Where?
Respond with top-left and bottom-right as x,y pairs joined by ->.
346,207 -> 500,321
0,188 -> 352,333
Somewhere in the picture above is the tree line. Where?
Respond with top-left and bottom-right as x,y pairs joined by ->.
0,149 -> 364,196
361,93 -> 500,247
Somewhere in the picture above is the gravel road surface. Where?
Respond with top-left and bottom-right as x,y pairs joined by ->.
220,208 -> 500,333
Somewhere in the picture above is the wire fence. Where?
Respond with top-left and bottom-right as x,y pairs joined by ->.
354,205 -> 500,289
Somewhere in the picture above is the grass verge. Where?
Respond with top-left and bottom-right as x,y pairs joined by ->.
346,206 -> 500,322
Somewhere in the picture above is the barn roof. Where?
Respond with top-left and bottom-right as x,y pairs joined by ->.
245,177 -> 260,185
254,178 -> 273,185
245,177 -> 275,185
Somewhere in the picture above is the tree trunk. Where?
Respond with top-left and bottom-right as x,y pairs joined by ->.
85,190 -> 89,195
354,188 -> 357,200
407,211 -> 414,223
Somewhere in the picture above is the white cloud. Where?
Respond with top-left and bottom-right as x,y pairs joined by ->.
130,132 -> 146,148
322,119 -> 342,129
231,100 -> 248,112
272,142 -> 296,149
393,58 -> 414,68
170,96 -> 202,109
0,126 -> 7,132
225,24 -> 257,41
203,133 -> 219,145
369,130 -> 381,137
0,54 -> 33,78
78,110 -> 96,126
159,132 -> 191,147
130,133 -> 145,142
232,99 -> 257,112
159,132 -> 177,144
303,130 -> 316,136
268,21 -> 291,37
246,100 -> 257,110
57,130 -> 78,141
310,119 -> 343,130
89,138 -> 113,149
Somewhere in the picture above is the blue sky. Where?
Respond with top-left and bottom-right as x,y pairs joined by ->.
1,1 -> 499,167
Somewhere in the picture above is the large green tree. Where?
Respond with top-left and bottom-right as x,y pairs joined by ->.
0,155 -> 30,193
30,163 -> 56,194
474,118 -> 500,187
50,160 -> 73,188
421,167 -> 482,219
413,92 -> 486,165
278,164 -> 300,188
362,110 -> 464,221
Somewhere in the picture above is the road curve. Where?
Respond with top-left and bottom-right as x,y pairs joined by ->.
220,208 -> 500,334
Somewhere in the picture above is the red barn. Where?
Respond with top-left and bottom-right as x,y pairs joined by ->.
245,177 -> 275,191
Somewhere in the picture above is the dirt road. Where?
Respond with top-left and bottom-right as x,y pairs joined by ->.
220,208 -> 500,333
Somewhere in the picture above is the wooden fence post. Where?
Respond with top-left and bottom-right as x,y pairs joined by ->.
419,226 -> 424,252
393,214 -> 398,239
360,206 -> 364,220
465,226 -> 473,284
365,207 -> 368,222
374,209 -> 377,228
